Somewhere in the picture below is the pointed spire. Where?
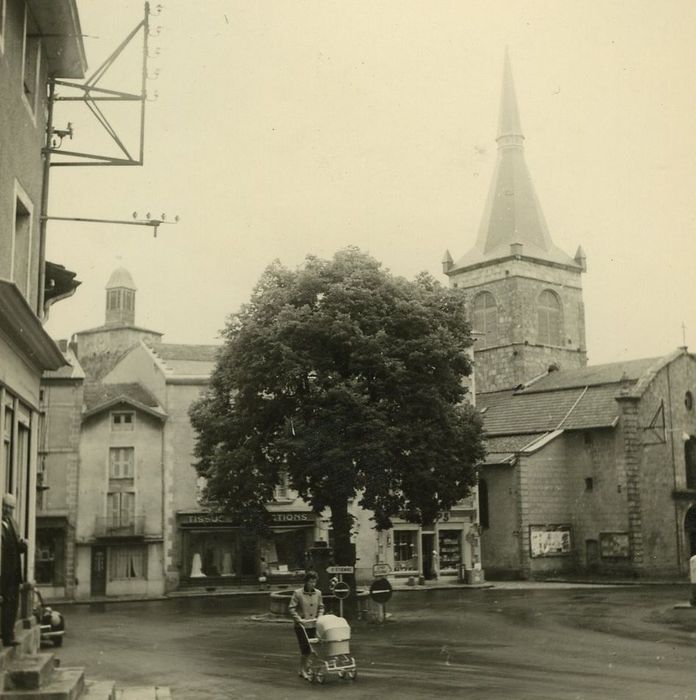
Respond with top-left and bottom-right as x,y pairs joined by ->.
441,249 -> 453,273
497,47 -> 524,147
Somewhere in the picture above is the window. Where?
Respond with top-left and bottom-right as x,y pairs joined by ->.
274,471 -> 291,501
108,546 -> 146,580
13,188 -> 32,297
35,528 -> 65,586
685,437 -> 696,490
0,0 -> 6,54
123,290 -> 135,312
438,530 -> 462,573
111,412 -> 134,431
109,447 -> 134,478
393,530 -> 418,572
472,292 -> 498,347
3,403 -> 13,494
686,391 -> 694,411
22,8 -> 40,114
538,290 -> 563,345
585,477 -> 594,491
106,491 -> 135,528
107,289 -> 121,310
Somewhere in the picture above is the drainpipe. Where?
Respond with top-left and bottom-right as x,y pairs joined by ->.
38,79 -> 56,319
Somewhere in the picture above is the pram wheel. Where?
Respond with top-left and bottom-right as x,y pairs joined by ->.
347,669 -> 357,681
314,670 -> 325,684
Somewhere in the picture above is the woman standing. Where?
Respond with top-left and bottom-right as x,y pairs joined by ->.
288,571 -> 324,679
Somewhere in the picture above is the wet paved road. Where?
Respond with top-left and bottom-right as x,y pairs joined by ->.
53,584 -> 696,699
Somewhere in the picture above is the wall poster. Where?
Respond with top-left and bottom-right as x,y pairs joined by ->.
529,525 -> 572,558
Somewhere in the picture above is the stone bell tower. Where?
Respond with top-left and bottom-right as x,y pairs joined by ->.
443,50 -> 588,393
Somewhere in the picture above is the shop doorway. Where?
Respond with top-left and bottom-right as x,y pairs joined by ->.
91,546 -> 107,596
240,532 -> 257,579
685,507 -> 696,558
421,533 -> 435,579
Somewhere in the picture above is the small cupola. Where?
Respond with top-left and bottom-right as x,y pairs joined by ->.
105,267 -> 137,326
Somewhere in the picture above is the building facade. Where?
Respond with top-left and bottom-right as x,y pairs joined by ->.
447,52 -> 696,579
1,0 -> 85,613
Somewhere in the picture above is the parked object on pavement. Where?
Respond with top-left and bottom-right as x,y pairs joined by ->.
32,589 -> 65,647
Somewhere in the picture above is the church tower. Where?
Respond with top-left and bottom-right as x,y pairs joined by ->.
105,266 -> 136,326
444,51 -> 587,393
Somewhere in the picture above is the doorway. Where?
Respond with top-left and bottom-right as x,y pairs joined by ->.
685,507 -> 696,558
585,539 -> 600,571
421,533 -> 435,579
90,546 -> 107,596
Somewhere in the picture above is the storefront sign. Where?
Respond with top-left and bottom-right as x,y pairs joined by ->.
529,525 -> 572,558
372,563 -> 392,577
270,511 -> 314,524
180,513 -> 239,526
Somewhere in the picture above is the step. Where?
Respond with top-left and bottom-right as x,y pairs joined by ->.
114,688 -> 171,700
1,667 -> 84,700
5,652 -> 57,690
81,680 -> 116,700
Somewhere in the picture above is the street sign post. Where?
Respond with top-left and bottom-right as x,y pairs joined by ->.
327,566 -> 354,575
372,563 -> 392,578
369,576 -> 393,623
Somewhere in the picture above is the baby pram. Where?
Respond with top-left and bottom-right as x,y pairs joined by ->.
299,614 -> 357,683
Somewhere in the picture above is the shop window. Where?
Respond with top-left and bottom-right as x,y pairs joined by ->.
261,529 -> 311,575
106,491 -> 135,528
186,531 -> 238,577
685,436 -> 696,490
438,530 -> 462,573
393,530 -> 418,572
538,290 -> 563,345
472,292 -> 498,348
108,545 -> 146,580
111,411 -> 134,431
109,447 -> 134,478
478,478 -> 489,529
35,528 -> 65,586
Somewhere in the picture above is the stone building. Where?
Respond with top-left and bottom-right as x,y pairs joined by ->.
1,0 -> 84,625
446,53 -> 696,579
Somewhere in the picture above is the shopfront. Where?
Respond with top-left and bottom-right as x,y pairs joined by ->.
178,509 -> 317,586
386,499 -> 481,581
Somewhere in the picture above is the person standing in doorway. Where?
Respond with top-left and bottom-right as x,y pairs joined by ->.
288,570 -> 324,679
1,494 -> 27,646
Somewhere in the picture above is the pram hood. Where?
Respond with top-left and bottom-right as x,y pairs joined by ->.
316,614 -> 351,640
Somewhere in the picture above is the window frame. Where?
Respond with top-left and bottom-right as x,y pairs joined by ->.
111,411 -> 135,431
537,289 -> 563,346
21,5 -> 41,119
109,446 -> 135,479
12,181 -> 33,298
472,291 -> 499,348
108,545 -> 147,581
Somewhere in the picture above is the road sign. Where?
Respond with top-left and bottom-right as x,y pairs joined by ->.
369,577 -> 393,605
332,581 -> 351,600
326,565 -> 354,575
372,563 -> 392,577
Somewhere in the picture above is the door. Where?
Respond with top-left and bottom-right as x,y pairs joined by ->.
421,533 -> 435,579
685,507 -> 696,558
91,546 -> 107,596
240,532 -> 257,579
585,539 -> 600,571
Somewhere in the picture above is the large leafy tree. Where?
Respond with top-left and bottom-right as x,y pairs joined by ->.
190,248 -> 484,571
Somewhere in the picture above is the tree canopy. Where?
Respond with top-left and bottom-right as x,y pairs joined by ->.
190,248 -> 485,565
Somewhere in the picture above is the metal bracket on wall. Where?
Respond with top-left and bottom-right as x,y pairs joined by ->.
641,399 -> 666,445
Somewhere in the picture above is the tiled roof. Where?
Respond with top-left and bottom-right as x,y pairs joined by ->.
519,357 -> 661,393
83,382 -> 161,413
44,349 -> 84,380
478,384 -> 621,435
147,343 -> 220,377
482,433 -> 542,465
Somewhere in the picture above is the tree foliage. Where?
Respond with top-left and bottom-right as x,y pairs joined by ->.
190,248 -> 485,564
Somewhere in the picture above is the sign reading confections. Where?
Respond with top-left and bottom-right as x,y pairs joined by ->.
180,510 -> 314,527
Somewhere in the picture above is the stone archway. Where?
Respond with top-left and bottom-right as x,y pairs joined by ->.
685,506 -> 696,558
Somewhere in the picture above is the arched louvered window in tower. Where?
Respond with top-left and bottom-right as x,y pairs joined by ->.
538,290 -> 563,345
472,292 -> 498,348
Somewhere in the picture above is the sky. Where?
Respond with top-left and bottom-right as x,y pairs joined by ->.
44,0 -> 696,365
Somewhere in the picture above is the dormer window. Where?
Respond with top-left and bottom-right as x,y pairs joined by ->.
112,411 -> 134,431
274,471 -> 291,501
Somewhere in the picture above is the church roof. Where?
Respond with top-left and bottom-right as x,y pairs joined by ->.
105,267 -> 136,290
83,381 -> 166,420
451,50 -> 581,272
145,342 -> 221,378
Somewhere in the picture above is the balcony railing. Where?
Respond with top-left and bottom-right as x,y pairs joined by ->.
95,515 -> 145,537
